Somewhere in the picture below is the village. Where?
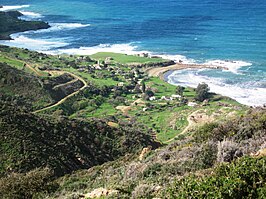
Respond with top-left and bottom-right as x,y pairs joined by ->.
0,46 -> 244,143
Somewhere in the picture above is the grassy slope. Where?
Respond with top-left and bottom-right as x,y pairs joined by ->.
0,62 -> 54,110
64,67 -> 119,86
47,108 -> 266,199
90,52 -> 167,64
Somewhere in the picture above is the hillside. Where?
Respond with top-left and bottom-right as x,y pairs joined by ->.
0,62 -> 54,110
0,100 -> 159,177
0,62 -> 86,111
0,45 -> 265,198
49,108 -> 266,198
0,11 -> 50,40
1,107 -> 265,199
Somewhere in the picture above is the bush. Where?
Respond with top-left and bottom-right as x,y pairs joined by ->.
217,140 -> 241,163
166,156 -> 266,199
193,122 -> 219,143
194,141 -> 218,169
131,184 -> 155,199
143,163 -> 162,177
195,83 -> 210,102
0,168 -> 58,199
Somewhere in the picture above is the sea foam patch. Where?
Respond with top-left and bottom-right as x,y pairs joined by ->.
19,11 -> 43,20
204,60 -> 252,74
46,43 -> 149,55
35,23 -> 91,33
157,54 -> 195,64
51,23 -> 91,29
45,43 -> 192,64
0,34 -> 69,51
167,69 -> 266,106
0,5 -> 30,11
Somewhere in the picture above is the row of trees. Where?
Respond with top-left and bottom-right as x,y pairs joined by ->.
176,83 -> 210,102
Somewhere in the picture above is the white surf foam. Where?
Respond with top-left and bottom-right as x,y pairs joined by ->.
0,34 -> 68,51
156,54 -> 195,64
45,43 -> 149,55
51,23 -> 91,29
34,23 -> 91,33
0,5 -> 30,11
204,60 -> 252,74
43,43 -> 193,65
167,70 -> 266,106
19,11 -> 43,19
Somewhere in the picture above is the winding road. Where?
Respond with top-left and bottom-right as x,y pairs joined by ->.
33,71 -> 88,113
25,65 -> 88,114
164,110 -> 202,143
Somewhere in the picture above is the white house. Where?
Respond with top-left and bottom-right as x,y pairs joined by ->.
161,96 -> 167,100
188,102 -> 198,107
117,82 -> 124,87
149,96 -> 156,101
171,94 -> 181,99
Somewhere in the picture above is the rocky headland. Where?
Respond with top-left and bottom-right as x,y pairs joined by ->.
0,10 -> 50,40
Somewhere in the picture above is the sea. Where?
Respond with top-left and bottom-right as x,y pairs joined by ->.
0,0 -> 265,106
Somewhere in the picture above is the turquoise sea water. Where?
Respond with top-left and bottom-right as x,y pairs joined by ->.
0,0 -> 265,105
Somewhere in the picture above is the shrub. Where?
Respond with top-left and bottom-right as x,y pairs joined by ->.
195,83 -> 210,102
217,140 -> 241,163
131,184 -> 154,199
0,168 -> 58,199
194,141 -> 218,169
166,156 -> 266,199
143,163 -> 162,177
176,86 -> 185,97
193,122 -> 219,143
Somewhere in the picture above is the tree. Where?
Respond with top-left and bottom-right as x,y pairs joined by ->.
94,95 -> 104,107
195,83 -> 210,102
141,81 -> 146,93
134,84 -> 142,94
180,97 -> 188,105
176,85 -> 185,96
145,90 -> 154,97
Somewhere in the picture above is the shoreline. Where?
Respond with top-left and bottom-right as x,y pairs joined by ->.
145,63 -> 229,80
145,63 -> 266,107
0,10 -> 50,40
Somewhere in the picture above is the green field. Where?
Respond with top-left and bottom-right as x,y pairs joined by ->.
0,55 -> 24,69
90,52 -> 167,64
63,67 -> 120,86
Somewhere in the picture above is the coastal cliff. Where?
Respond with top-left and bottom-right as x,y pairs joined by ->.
0,10 -> 50,40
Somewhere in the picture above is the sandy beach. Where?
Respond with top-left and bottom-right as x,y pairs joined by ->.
145,63 -> 229,80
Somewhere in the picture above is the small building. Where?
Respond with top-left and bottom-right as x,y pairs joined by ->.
188,102 -> 198,107
94,65 -> 102,70
139,53 -> 149,57
117,82 -> 124,87
161,96 -> 167,100
171,94 -> 181,99
105,57 -> 113,65
149,96 -> 156,101
143,107 -> 148,112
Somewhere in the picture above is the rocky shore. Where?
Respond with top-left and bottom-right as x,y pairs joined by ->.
0,10 -> 50,40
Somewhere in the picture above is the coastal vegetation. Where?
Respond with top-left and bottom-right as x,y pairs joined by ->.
0,45 -> 247,143
1,44 -> 265,198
